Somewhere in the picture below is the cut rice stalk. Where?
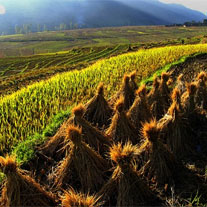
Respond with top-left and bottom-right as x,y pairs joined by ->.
52,126 -> 109,193
0,156 -> 57,207
84,83 -> 113,129
106,97 -> 138,144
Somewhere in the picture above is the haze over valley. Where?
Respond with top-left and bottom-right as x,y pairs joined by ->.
0,0 -> 206,34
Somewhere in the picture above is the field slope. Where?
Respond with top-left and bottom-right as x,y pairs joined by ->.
0,45 -> 129,96
1,44 -> 207,154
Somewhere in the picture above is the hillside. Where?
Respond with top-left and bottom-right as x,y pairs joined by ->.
1,52 -> 207,206
1,44 -> 207,155
0,0 -> 206,34
1,1 -> 207,205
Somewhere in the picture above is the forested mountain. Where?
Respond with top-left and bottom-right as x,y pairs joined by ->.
0,0 -> 206,34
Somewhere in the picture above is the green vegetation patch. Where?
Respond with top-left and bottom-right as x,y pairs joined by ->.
12,108 -> 72,164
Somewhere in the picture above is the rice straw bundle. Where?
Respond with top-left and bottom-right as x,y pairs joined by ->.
195,71 -> 207,109
0,156 -> 57,207
62,188 -> 101,207
129,71 -> 138,92
147,76 -> 160,105
147,76 -> 164,119
167,78 -> 174,87
109,74 -> 136,110
52,125 -> 109,193
106,97 -> 138,144
158,72 -> 171,113
159,102 -> 192,158
70,104 -> 112,156
140,120 -> 177,186
176,73 -> 186,94
127,85 -> 151,131
39,118 -> 71,160
196,71 -> 207,82
84,83 -> 113,129
171,87 -> 182,110
181,82 -> 197,115
98,142 -> 156,207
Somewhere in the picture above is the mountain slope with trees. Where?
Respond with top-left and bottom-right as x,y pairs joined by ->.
0,0 -> 206,34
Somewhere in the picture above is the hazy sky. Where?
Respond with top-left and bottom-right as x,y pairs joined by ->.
160,0 -> 207,14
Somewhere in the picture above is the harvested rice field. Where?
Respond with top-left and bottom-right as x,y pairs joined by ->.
1,66 -> 207,206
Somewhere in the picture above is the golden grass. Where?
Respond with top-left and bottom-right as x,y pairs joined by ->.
142,119 -> 159,143
106,97 -> 138,144
84,83 -> 113,128
72,104 -> 85,118
0,156 -> 57,207
62,188 -> 101,207
66,125 -> 82,145
109,142 -> 138,165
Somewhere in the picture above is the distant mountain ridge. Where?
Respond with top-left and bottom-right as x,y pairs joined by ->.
0,0 -> 206,34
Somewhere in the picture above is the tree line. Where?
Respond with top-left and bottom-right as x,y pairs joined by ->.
2,22 -> 80,35
166,19 -> 207,27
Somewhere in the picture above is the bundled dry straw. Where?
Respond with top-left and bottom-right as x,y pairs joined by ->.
167,78 -> 174,87
181,82 -> 197,115
129,71 -> 138,92
84,83 -> 113,129
0,156 -> 57,207
70,104 -> 111,156
39,118 -> 71,160
98,142 -> 155,207
147,76 -> 164,119
52,125 -> 109,193
159,102 -> 192,158
110,74 -> 136,110
128,85 -> 151,131
176,73 -> 186,93
106,97 -> 138,144
171,87 -> 182,110
62,188 -> 101,207
181,81 -> 207,146
148,76 -> 160,103
140,120 -> 177,186
195,71 -> 207,109
158,72 -> 171,113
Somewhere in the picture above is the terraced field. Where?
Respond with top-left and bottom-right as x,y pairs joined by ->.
1,26 -> 207,58
1,24 -> 207,206
1,26 -> 207,97
1,44 -> 207,155
2,51 -> 207,207
0,44 -> 130,97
